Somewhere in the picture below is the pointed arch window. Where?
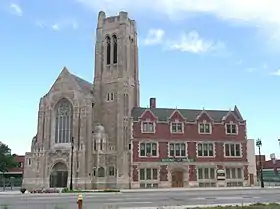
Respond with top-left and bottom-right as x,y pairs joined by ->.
106,36 -> 111,65
112,35 -> 118,64
98,167 -> 105,177
55,98 -> 73,143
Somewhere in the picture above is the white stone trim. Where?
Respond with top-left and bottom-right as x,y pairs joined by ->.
167,141 -> 188,157
224,142 -> 242,158
196,166 -> 217,180
141,120 -> 156,134
225,121 -> 238,135
168,109 -> 186,121
138,109 -> 158,120
138,141 -> 159,158
138,166 -> 159,182
196,142 -> 215,158
198,120 -> 212,135
170,120 -> 184,134
224,166 -> 244,180
132,161 -> 248,167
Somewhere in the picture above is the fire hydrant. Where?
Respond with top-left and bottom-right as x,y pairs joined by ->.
77,194 -> 83,209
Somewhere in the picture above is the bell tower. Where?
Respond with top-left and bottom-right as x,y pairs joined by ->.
93,11 -> 140,188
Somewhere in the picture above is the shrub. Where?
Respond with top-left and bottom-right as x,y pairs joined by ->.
20,188 -> 26,194
61,188 -> 69,193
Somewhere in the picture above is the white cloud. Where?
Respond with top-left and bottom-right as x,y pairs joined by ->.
36,19 -> 79,31
9,3 -> 22,16
167,31 -> 225,54
270,69 -> 280,76
144,29 -> 165,45
51,24 -> 60,31
75,0 -> 280,40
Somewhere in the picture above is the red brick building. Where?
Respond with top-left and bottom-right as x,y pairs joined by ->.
1,155 -> 25,187
8,155 -> 25,174
130,98 -> 248,188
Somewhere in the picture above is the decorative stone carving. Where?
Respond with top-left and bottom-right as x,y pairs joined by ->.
47,150 -> 70,168
94,124 -> 107,143
31,136 -> 38,152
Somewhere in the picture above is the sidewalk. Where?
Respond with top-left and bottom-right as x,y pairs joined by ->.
120,186 -> 280,193
0,190 -> 21,195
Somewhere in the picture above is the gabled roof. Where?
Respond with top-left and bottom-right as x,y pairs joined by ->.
131,107 -> 243,122
46,66 -> 93,96
70,73 -> 92,94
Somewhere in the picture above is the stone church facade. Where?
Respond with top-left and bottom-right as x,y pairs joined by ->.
22,11 -> 139,190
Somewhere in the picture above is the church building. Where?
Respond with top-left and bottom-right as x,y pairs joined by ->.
23,11 -> 138,190
23,11 -> 255,190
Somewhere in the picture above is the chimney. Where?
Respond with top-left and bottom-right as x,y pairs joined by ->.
149,98 -> 156,108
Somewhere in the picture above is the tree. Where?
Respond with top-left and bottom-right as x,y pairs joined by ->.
0,143 -> 17,190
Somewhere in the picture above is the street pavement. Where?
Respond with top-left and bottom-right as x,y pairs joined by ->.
1,187 -> 280,209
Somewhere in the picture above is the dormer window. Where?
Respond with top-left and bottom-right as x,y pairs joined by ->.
226,123 -> 237,134
199,122 -> 211,134
142,121 -> 155,133
171,122 -> 183,133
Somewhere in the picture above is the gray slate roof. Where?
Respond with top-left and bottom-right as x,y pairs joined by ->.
131,107 -> 243,122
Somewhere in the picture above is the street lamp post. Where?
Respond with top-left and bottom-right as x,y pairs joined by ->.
256,138 -> 264,188
70,137 -> 74,191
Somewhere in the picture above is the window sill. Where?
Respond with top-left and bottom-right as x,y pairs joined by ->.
197,155 -> 215,158
139,155 -> 159,158
197,178 -> 216,181
198,132 -> 212,135
170,132 -> 184,134
168,155 -> 188,158
224,156 -> 242,158
225,133 -> 238,135
141,132 -> 155,134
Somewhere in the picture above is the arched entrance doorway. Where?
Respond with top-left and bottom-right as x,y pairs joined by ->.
171,170 -> 184,188
49,162 -> 68,188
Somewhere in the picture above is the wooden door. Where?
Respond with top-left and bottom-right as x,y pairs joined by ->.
171,170 -> 184,187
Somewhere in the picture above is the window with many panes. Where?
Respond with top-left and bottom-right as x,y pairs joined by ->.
197,143 -> 214,157
226,123 -> 237,134
225,167 -> 243,179
140,183 -> 158,188
199,123 -> 211,134
225,143 -> 241,157
140,142 -> 157,157
171,122 -> 183,133
197,167 -> 215,179
142,122 -> 155,133
169,143 -> 186,157
139,168 -> 158,180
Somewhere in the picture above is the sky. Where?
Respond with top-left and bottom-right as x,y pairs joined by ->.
1,0 -> 280,157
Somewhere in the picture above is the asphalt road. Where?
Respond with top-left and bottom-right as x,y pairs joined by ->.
1,188 -> 280,209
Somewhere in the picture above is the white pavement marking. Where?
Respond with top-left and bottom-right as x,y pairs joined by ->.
119,202 -> 280,209
216,196 -> 260,200
193,196 -> 260,200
